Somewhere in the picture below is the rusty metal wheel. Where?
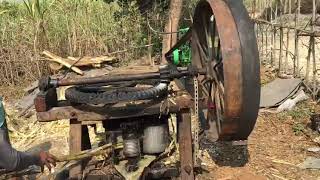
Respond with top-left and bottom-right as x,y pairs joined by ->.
192,0 -> 260,141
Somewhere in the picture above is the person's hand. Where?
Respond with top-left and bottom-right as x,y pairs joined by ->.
38,151 -> 57,172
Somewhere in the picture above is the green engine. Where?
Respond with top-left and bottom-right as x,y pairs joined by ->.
172,28 -> 191,66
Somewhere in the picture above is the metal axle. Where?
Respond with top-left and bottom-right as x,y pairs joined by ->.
39,66 -> 206,91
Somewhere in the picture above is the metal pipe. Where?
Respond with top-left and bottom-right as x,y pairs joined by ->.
165,28 -> 192,58
51,67 -> 206,87
55,72 -> 161,87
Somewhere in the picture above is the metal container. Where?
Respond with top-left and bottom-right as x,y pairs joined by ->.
143,124 -> 168,154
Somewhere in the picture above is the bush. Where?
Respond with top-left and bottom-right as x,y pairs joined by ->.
0,0 -> 145,86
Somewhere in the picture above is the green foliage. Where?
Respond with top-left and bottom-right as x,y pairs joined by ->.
276,102 -> 312,121
292,123 -> 305,135
22,0 -> 55,21
0,0 -> 146,86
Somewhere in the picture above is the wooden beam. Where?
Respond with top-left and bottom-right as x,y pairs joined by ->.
36,100 -> 181,122
178,110 -> 194,180
69,119 -> 83,179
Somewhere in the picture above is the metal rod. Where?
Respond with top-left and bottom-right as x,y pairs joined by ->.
54,68 -> 207,87
56,73 -> 161,86
165,28 -> 192,58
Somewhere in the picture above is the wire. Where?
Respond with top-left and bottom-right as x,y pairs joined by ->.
147,17 -> 182,35
60,57 -> 84,80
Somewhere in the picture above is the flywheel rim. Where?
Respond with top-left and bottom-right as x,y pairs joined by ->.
192,0 -> 260,141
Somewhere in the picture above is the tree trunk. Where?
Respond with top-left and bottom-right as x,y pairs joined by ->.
161,0 -> 183,64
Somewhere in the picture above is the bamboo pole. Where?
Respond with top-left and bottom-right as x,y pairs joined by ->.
289,0 -> 292,14
285,29 -> 290,74
279,27 -> 284,76
258,24 -> 263,53
264,0 -> 267,17
272,27 -> 276,66
275,2 -> 278,23
312,37 -> 316,99
312,38 -> 318,100
261,24 -> 265,60
254,0 -> 257,17
253,19 -> 314,32
56,143 -> 123,162
259,0 -> 262,15
148,30 -> 154,66
284,0 -> 288,14
306,37 -> 312,82
253,0 -> 320,100
312,0 -> 317,99
294,0 -> 301,77
270,0 -> 273,21
265,25 -> 269,62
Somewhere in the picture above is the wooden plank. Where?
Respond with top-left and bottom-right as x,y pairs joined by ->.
23,80 -> 38,93
36,100 -> 180,122
34,88 -> 58,112
108,65 -> 158,75
42,51 -> 84,75
177,110 -> 194,180
69,120 -> 92,179
69,119 -> 82,179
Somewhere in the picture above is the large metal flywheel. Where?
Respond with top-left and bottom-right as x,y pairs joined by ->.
192,0 -> 260,141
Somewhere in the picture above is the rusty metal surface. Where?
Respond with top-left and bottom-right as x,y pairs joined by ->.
225,0 -> 260,141
208,0 -> 243,136
34,88 -> 58,112
51,66 -> 205,88
57,72 -> 161,87
165,28 -> 192,59
177,110 -> 194,180
192,0 -> 260,140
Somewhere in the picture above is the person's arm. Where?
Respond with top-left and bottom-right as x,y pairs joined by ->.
0,128 -> 41,171
0,97 -> 56,171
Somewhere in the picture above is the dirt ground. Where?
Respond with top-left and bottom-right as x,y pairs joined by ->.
199,101 -> 320,180
196,66 -> 320,180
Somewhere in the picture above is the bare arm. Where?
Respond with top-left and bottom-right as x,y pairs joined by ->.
0,128 -> 40,171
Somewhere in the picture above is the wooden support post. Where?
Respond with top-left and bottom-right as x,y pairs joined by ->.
275,4 -> 278,23
312,37 -> 316,99
312,0 -> 317,99
69,119 -> 82,180
285,29 -> 290,74
261,25 -> 264,60
289,0 -> 292,14
272,27 -> 276,67
294,0 -> 300,77
270,0 -> 273,21
265,25 -> 269,62
178,110 -> 194,180
294,30 -> 300,76
278,27 -> 284,76
306,37 -> 313,82
161,0 -> 183,64
148,32 -> 154,66
253,0 -> 256,18
69,119 -> 91,180
284,0 -> 288,14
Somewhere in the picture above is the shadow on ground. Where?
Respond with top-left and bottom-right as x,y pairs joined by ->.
201,140 -> 249,167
